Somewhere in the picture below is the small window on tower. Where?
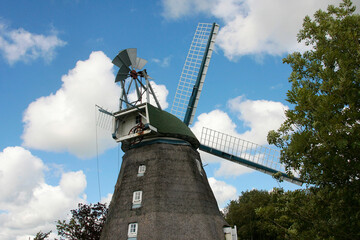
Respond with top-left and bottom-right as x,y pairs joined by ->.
137,165 -> 146,177
132,191 -> 142,208
128,222 -> 138,239
135,115 -> 142,124
196,159 -> 203,176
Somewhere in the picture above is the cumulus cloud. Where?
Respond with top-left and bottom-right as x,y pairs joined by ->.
191,109 -> 237,138
0,147 -> 87,240
228,96 -> 288,144
101,193 -> 113,206
0,22 -> 66,64
22,51 -> 120,158
0,147 -> 45,206
208,177 -> 237,207
149,81 -> 169,109
127,80 -> 170,109
161,0 -> 349,59
191,96 -> 287,177
191,109 -> 254,176
215,159 -> 254,177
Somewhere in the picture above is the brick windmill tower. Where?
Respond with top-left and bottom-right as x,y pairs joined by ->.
99,23 -> 301,240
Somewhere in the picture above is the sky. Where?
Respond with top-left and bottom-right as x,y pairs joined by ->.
1,0 -> 359,239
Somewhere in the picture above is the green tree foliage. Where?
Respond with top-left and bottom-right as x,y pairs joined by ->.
257,187 -> 360,240
266,0 -> 360,239
56,202 -> 108,240
34,231 -> 52,240
268,0 -> 360,187
225,189 -> 318,240
255,188 -> 327,240
225,190 -> 274,240
225,188 -> 359,240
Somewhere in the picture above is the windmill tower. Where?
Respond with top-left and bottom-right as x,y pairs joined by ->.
99,23 -> 302,240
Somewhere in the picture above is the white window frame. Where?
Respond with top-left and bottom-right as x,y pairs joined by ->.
132,191 -> 142,205
128,222 -> 138,238
138,165 -> 146,174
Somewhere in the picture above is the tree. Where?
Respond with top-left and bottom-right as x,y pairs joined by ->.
224,189 -> 275,240
267,0 -> 360,239
56,202 -> 108,240
268,0 -> 360,187
225,188 -> 359,240
34,231 -> 52,240
256,188 -> 322,240
225,189 -> 315,240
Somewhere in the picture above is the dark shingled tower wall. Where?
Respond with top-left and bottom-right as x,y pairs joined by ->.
100,142 -> 227,239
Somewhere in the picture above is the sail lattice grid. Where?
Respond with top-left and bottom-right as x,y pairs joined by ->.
200,127 -> 286,173
171,23 -> 214,121
96,106 -> 114,132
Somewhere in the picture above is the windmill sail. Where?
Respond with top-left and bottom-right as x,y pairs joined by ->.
199,127 -> 303,185
171,23 -> 219,126
95,105 -> 114,132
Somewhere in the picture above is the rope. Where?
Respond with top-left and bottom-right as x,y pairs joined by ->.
95,106 -> 102,202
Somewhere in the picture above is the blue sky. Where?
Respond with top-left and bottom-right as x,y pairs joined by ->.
1,0 -> 358,239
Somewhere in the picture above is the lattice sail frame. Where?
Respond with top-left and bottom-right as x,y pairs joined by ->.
96,105 -> 114,132
200,127 -> 302,185
171,23 -> 219,124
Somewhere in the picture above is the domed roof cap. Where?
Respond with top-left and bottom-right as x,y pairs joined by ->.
146,104 -> 200,148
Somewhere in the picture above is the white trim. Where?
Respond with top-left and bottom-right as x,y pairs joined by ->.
132,191 -> 142,205
138,165 -> 146,174
113,103 -> 147,117
128,222 -> 138,238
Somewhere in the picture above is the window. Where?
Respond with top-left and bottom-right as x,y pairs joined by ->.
196,159 -> 203,176
128,223 -> 138,238
133,191 -> 142,204
132,191 -> 142,208
137,165 -> 146,176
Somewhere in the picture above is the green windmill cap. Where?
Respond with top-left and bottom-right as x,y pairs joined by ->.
146,104 -> 200,148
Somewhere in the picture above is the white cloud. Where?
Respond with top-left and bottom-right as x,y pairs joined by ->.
60,171 -> 87,198
161,0 -> 209,19
127,80 -> 169,110
215,159 -> 253,177
0,22 -> 66,64
161,0 -> 349,59
0,146 -> 45,206
191,109 -> 254,176
199,151 -> 223,164
191,109 -> 237,138
22,51 -> 119,158
208,177 -> 237,207
228,96 -> 288,144
151,56 -> 171,67
0,147 -> 87,240
101,193 -> 113,206
191,96 -> 287,177
150,81 -> 169,109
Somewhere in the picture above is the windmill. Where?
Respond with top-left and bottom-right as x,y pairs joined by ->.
98,22 -> 301,240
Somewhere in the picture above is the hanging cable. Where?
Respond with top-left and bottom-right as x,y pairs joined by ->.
95,106 -> 102,202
